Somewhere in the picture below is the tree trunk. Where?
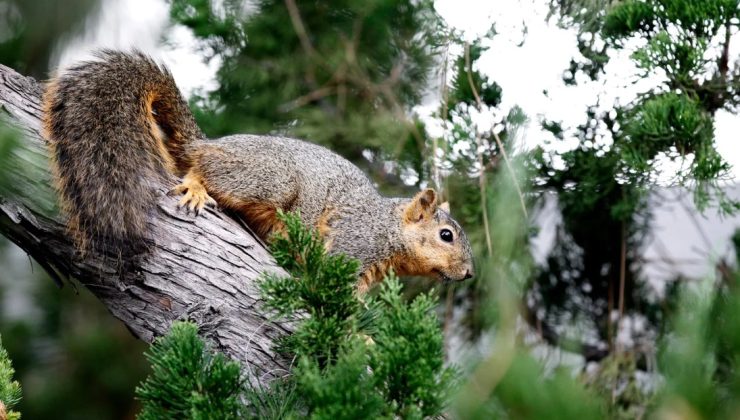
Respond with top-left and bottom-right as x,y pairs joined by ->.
0,64 -> 294,383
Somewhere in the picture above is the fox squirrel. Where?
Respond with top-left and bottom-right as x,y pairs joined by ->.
42,50 -> 474,292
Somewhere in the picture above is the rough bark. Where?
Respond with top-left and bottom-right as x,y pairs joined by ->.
0,64 -> 294,383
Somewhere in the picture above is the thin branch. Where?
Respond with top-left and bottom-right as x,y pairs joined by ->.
435,41 -> 451,194
284,0 -> 320,89
617,220 -> 627,353
279,85 -> 336,112
284,0 -> 317,58
476,129 -> 494,257
720,18 -> 732,81
608,275 -> 614,352
464,42 -> 529,220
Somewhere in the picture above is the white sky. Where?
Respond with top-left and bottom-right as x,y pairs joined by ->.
57,0 -> 219,93
53,0 -> 740,284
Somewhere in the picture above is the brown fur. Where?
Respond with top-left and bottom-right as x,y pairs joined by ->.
42,78 -> 83,249
316,207 -> 337,251
145,91 -> 176,173
41,78 -> 58,143
43,50 -> 203,257
224,199 -> 282,240
202,179 -> 282,239
358,260 -> 393,293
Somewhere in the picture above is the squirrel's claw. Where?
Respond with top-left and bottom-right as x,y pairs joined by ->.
172,173 -> 215,217
177,190 -> 194,210
180,190 -> 214,216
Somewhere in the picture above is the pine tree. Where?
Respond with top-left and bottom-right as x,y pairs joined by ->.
0,337 -> 21,420
136,212 -> 454,419
135,322 -> 243,419
528,0 -> 740,363
0,0 -> 100,77
259,211 -> 454,418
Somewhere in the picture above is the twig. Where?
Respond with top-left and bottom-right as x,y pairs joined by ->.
464,42 -> 528,220
435,41 -> 452,193
617,220 -> 626,354
284,0 -> 320,89
476,129 -> 494,257
608,275 -> 614,352
284,0 -> 317,58
279,86 -> 336,112
719,18 -> 731,82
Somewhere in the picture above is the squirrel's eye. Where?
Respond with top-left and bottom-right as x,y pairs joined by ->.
440,228 -> 453,243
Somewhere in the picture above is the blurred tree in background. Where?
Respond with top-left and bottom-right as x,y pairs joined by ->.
0,0 -> 100,77
170,0 -> 444,191
525,0 -> 740,363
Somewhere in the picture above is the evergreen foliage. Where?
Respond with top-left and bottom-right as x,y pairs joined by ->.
450,149 -> 610,419
652,239 -> 740,418
530,0 -> 740,364
135,322 -> 242,419
0,337 -> 21,420
0,0 -> 99,77
428,30 -> 528,340
260,211 -> 455,419
462,354 -> 605,419
0,123 -> 55,214
581,354 -> 651,419
294,344 -> 384,419
447,39 -> 503,111
259,211 -> 361,363
562,0 -> 740,212
134,213 -> 453,419
0,125 -> 21,199
367,279 -> 453,418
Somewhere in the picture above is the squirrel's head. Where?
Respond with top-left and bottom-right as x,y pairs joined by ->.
397,188 -> 474,283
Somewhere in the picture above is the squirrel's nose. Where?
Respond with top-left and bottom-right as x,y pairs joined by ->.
464,269 -> 473,280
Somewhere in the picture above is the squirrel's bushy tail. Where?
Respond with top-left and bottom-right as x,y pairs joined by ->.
43,50 -> 202,257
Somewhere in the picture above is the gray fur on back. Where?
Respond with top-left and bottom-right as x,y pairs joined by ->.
193,134 -> 410,273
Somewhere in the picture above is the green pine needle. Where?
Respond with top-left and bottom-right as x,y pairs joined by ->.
0,336 -> 21,420
135,322 -> 242,420
258,211 -> 455,418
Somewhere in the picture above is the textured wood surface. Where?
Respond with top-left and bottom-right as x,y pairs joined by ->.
0,64 -> 294,383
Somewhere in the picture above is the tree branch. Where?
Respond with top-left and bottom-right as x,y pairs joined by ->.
0,64 -> 294,383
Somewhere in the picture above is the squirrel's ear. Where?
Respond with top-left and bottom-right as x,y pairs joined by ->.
405,188 -> 438,223
439,201 -> 450,213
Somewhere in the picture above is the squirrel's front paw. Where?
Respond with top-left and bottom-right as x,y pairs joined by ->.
169,174 -> 217,216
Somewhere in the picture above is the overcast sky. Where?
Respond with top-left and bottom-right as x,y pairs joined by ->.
53,0 -> 740,284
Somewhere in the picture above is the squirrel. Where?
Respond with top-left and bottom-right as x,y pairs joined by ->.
42,50 -> 474,292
